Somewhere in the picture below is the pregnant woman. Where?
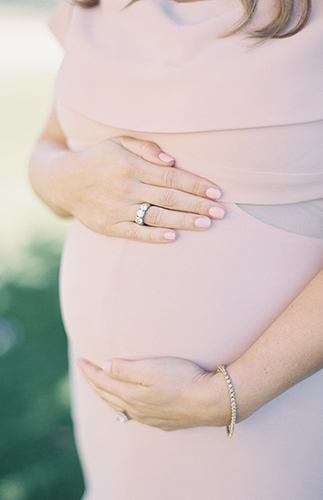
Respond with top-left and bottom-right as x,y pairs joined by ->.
29,0 -> 323,498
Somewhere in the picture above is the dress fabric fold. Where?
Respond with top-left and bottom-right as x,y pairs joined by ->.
49,1 -> 323,499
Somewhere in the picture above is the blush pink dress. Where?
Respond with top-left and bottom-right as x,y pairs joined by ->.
49,1 -> 323,499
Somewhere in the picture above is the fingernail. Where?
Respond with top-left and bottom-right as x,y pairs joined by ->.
209,207 -> 225,219
195,217 -> 211,229
206,188 -> 221,199
102,361 -> 112,374
159,153 -> 175,163
164,231 -> 176,241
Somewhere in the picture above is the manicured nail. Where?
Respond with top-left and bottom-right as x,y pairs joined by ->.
209,207 -> 225,219
159,153 -> 175,163
195,217 -> 211,229
164,231 -> 176,241
206,188 -> 221,199
102,361 -> 112,374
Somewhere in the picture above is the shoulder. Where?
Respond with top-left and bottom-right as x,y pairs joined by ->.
48,1 -> 75,48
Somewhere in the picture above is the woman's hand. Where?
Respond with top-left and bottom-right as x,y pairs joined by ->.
30,107 -> 225,243
54,135 -> 225,243
77,357 -> 230,431
78,270 -> 323,431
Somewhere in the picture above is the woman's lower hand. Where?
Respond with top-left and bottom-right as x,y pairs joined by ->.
77,356 -> 230,431
52,135 -> 224,243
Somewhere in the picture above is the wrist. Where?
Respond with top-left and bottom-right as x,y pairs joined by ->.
226,357 -> 263,424
198,370 -> 232,428
47,145 -> 78,217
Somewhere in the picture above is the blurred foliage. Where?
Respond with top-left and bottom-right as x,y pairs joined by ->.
0,3 -> 84,498
0,240 -> 84,500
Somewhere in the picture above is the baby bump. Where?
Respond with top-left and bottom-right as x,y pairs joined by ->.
60,204 -> 323,370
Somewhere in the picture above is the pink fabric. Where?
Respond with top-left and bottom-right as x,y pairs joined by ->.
48,2 -> 323,499
51,0 -> 323,132
61,208 -> 323,500
57,103 -> 323,204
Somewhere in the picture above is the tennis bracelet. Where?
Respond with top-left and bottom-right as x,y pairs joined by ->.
217,365 -> 237,438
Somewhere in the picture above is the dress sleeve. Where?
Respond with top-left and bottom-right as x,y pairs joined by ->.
48,1 -> 74,49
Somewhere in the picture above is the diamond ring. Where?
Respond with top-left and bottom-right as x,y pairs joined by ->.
135,203 -> 152,226
116,410 -> 129,423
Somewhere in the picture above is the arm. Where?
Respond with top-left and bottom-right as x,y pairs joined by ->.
78,268 -> 323,430
29,107 -> 71,217
29,106 -> 225,243
229,267 -> 323,423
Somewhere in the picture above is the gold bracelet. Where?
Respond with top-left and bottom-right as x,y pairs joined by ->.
217,365 -> 237,438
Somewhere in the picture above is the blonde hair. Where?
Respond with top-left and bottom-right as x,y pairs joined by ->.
73,0 -> 312,39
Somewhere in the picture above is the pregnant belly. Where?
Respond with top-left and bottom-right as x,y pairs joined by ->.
59,204 -> 323,371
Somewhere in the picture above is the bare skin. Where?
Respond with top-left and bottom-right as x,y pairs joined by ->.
78,269 -> 323,431
30,105 -> 323,432
29,106 -> 225,244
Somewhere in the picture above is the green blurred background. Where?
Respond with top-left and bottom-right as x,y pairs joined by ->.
0,1 -> 85,498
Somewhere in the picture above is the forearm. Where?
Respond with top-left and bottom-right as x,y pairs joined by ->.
226,268 -> 323,423
29,105 -> 78,217
75,268 -> 323,431
29,138 -> 73,217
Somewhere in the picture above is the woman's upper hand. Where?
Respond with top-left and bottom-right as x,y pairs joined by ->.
49,133 -> 225,243
77,356 -> 231,431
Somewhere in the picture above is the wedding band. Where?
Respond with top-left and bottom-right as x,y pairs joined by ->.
135,203 -> 152,225
116,410 -> 129,423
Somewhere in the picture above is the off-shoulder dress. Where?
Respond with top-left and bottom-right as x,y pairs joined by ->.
49,1 -> 323,498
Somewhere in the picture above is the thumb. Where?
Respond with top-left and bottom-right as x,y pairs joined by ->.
102,358 -> 150,386
112,136 -> 175,167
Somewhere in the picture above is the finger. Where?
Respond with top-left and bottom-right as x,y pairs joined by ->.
79,359 -> 148,416
103,358 -> 151,386
111,136 -> 175,167
77,358 -> 122,394
131,204 -> 219,231
136,162 -> 222,200
138,184 -> 225,219
111,221 -> 177,243
78,358 -> 102,377
81,371 -> 125,410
